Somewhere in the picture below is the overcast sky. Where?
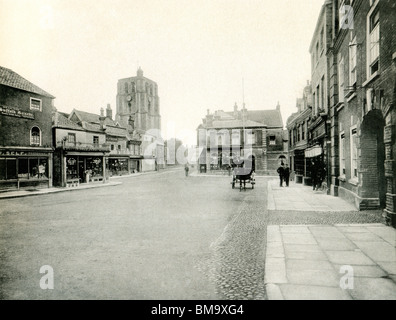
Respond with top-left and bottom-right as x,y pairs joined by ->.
0,0 -> 323,145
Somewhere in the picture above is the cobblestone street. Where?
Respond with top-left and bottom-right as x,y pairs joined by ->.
0,171 -> 386,300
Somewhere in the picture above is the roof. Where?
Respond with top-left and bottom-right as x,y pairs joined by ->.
209,119 -> 266,129
246,110 -> 283,128
70,109 -> 118,126
52,112 -> 84,130
0,66 -> 55,98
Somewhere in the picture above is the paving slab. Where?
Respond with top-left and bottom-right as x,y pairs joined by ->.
279,284 -> 352,300
347,278 -> 396,300
283,244 -> 323,253
333,264 -> 387,278
286,269 -> 340,287
325,250 -> 375,265
343,231 -> 383,242
365,227 -> 396,245
286,259 -> 333,270
353,241 -> 396,262
266,242 -> 285,258
376,261 -> 396,275
282,233 -> 317,245
267,226 -> 282,243
280,226 -> 311,234
315,237 -> 357,251
286,250 -> 328,261
309,226 -> 346,238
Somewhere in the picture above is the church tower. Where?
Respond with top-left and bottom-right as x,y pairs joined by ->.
116,67 -> 161,132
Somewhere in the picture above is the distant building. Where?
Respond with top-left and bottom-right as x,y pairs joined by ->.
197,103 -> 286,174
286,81 -> 313,184
0,66 -> 55,191
116,67 -> 164,171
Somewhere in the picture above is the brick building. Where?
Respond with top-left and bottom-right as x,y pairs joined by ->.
0,66 -> 54,191
326,0 -> 396,226
197,103 -> 286,175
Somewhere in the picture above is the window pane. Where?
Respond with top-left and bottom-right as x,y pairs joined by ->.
66,157 -> 78,179
0,159 -> 6,180
39,159 -> 48,179
18,158 -> 29,179
29,158 -> 39,178
6,159 -> 17,179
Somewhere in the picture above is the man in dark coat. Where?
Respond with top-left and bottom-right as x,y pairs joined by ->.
284,164 -> 290,187
277,164 -> 285,187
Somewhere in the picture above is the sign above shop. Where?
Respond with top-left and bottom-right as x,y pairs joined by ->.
0,105 -> 34,120
305,145 -> 323,158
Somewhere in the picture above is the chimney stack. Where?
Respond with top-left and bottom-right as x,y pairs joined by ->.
106,103 -> 112,119
276,101 -> 280,111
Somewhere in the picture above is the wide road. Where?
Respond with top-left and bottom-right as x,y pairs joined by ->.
0,168 -> 268,300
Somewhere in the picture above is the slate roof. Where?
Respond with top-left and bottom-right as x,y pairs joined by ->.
0,66 -> 55,98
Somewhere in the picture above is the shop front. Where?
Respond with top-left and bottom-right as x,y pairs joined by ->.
107,156 -> 130,176
0,147 -> 53,191
63,151 -> 107,186
129,156 -> 141,173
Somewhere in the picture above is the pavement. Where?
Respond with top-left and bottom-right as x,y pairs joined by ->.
267,178 -> 357,211
265,178 -> 396,300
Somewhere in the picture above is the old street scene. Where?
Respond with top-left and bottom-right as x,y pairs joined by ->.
1,0 -> 396,300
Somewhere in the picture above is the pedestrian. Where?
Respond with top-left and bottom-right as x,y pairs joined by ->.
277,163 -> 285,187
185,164 -> 189,177
284,164 -> 290,187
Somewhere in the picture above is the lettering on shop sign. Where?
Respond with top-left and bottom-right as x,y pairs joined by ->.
0,150 -> 48,156
0,105 -> 35,120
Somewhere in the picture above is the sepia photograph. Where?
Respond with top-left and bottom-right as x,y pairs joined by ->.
0,0 -> 395,306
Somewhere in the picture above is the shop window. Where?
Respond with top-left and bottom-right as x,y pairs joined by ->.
31,127 -> 41,146
18,158 -> 29,179
87,157 -> 103,177
39,159 -> 48,179
30,98 -> 42,111
0,158 -> 17,180
0,158 -> 5,180
29,158 -> 39,178
66,157 -> 78,180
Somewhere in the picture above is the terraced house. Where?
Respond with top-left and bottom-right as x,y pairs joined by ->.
0,66 -> 55,191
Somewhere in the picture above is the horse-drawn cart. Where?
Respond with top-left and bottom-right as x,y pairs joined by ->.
231,167 -> 256,191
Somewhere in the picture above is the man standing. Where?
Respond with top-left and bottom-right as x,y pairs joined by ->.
284,164 -> 290,187
277,164 -> 285,187
185,164 -> 190,177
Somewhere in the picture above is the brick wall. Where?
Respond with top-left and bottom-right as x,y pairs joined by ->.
0,85 -> 53,147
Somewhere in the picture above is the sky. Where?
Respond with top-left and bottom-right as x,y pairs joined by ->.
0,0 -> 324,146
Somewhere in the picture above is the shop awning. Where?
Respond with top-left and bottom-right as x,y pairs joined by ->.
305,145 -> 322,158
